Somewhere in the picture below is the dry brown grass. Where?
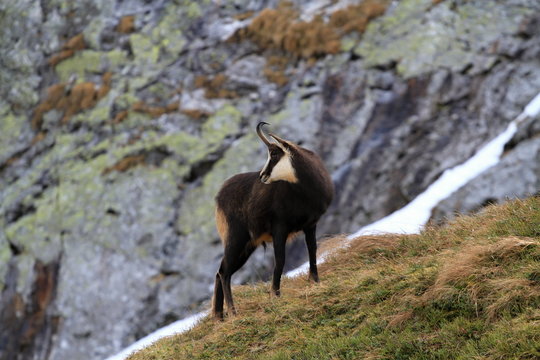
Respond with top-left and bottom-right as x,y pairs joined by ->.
233,1 -> 339,61
111,110 -> 129,124
228,0 -> 388,88
102,154 -> 146,175
117,15 -> 136,34
132,100 -> 179,117
231,0 -> 388,62
49,33 -> 86,67
180,108 -> 213,120
417,236 -> 539,322
429,237 -> 535,290
31,72 -> 112,129
234,11 -> 255,21
194,74 -> 239,99
329,0 -> 387,34
263,55 -> 289,86
485,278 -> 540,320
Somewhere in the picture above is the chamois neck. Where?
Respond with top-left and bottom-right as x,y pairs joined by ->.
289,150 -> 333,201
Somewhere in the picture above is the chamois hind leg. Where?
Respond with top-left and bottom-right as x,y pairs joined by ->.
304,225 -> 319,283
219,235 -> 256,317
212,272 -> 225,319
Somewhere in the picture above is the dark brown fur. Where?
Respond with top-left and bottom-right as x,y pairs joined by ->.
212,125 -> 334,319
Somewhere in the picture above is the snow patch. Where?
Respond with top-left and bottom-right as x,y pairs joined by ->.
524,92 -> 540,118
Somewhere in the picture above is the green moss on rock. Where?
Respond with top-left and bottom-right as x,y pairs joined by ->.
186,2 -> 202,18
0,236 -> 10,291
130,33 -> 160,65
56,50 -> 102,82
0,108 -> 27,164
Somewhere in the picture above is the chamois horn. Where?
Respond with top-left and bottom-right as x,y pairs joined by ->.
256,122 -> 273,147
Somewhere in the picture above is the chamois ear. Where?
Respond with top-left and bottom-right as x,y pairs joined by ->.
269,133 -> 293,151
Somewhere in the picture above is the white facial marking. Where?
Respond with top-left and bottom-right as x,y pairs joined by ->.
269,151 -> 298,183
260,150 -> 271,180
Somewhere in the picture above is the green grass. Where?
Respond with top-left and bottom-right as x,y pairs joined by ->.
129,197 -> 540,360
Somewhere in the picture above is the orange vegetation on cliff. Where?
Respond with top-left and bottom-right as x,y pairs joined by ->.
48,34 -> 86,67
31,72 -> 112,129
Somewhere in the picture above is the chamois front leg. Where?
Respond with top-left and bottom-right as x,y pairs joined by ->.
271,227 -> 288,296
304,225 -> 319,283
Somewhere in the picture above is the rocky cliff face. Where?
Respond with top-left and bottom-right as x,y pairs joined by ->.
1,0 -> 539,359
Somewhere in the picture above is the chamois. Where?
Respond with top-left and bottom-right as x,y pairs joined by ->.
212,122 -> 334,319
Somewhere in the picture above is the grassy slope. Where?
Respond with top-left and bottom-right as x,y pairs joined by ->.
130,197 -> 540,360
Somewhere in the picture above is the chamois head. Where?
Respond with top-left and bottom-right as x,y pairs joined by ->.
257,122 -> 298,184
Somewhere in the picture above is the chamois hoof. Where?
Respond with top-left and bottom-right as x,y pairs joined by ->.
213,311 -> 224,321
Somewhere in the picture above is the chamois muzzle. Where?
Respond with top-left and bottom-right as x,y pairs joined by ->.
260,173 -> 270,184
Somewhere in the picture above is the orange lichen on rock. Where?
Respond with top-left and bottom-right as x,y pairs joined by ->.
49,34 -> 86,67
117,15 -> 136,34
31,72 -> 112,129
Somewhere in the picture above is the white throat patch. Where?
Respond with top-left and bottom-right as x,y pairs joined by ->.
269,151 -> 298,183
